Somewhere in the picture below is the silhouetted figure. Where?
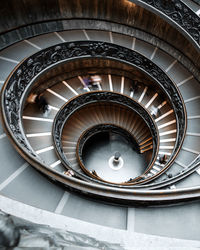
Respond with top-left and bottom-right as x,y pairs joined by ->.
35,94 -> 49,114
27,93 -> 51,117
90,75 -> 102,90
113,151 -> 121,164
83,76 -> 91,87
130,80 -> 141,96
150,105 -> 161,119
0,212 -> 20,247
159,154 -> 167,164
92,170 -> 98,177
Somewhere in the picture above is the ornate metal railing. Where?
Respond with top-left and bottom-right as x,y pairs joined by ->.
0,40 -> 190,204
77,124 -> 141,182
134,0 -> 200,49
135,154 -> 200,190
0,0 -> 199,54
1,41 -> 186,168
53,92 -> 158,185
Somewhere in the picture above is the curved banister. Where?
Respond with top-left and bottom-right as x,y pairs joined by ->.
53,92 -> 158,185
0,0 -> 199,54
0,40 -> 189,204
132,0 -> 200,50
133,154 -> 200,189
1,41 -> 186,163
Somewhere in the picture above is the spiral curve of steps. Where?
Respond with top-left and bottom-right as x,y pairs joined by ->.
0,0 -> 200,247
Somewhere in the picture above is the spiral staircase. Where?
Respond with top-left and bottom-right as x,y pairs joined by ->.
0,0 -> 200,248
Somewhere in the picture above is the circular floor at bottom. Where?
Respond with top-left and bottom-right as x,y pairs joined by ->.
82,133 -> 148,183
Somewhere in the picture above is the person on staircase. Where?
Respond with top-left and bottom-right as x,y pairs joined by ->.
129,80 -> 141,97
159,154 -> 167,164
83,76 -> 91,90
90,75 -> 102,90
150,105 -> 161,119
27,93 -> 51,117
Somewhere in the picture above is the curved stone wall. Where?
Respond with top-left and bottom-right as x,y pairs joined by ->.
0,0 -> 199,68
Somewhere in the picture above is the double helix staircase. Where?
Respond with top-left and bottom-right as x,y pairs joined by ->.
0,0 -> 200,246
22,72 -> 178,185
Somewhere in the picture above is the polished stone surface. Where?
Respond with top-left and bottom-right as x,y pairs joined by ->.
83,132 -> 147,183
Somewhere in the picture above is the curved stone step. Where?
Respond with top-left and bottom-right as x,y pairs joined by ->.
0,27 -> 199,222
